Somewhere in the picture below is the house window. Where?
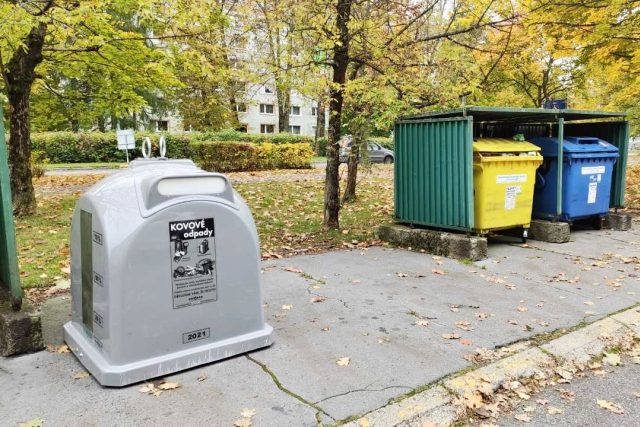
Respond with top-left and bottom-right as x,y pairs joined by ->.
312,107 -> 318,116
289,125 -> 301,134
259,104 -> 274,114
262,86 -> 274,94
290,106 -> 301,116
236,103 -> 247,112
156,120 -> 168,131
260,124 -> 275,133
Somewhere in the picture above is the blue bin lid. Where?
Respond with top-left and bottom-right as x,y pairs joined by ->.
529,136 -> 619,158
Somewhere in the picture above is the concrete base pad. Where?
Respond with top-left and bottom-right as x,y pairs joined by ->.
603,213 -> 633,231
528,219 -> 571,243
378,223 -> 487,261
0,294 -> 44,356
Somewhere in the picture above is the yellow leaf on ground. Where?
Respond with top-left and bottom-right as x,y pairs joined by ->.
18,418 -> 44,427
157,382 -> 180,390
72,371 -> 90,379
547,406 -> 563,415
597,399 -> 624,414
336,357 -> 351,366
603,352 -> 622,366
240,408 -> 256,418
233,418 -> 252,427
358,418 -> 370,427
514,413 -> 532,422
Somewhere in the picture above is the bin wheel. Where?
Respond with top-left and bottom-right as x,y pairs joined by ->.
522,229 -> 528,244
593,217 -> 603,230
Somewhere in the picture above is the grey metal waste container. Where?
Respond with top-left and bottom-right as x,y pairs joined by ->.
63,159 -> 273,386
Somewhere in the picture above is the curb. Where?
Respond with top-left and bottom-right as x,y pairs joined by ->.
342,305 -> 640,427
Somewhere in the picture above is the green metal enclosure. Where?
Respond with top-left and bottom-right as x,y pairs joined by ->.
394,107 -> 629,232
0,105 -> 22,309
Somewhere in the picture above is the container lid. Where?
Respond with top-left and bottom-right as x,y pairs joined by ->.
472,138 -> 541,153
529,136 -> 619,158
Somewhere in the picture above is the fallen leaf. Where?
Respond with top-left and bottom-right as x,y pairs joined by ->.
517,306 -> 528,312
584,301 -> 594,306
547,406 -> 563,415
396,272 -> 409,278
197,373 -> 208,382
72,371 -> 90,380
240,408 -> 256,418
138,384 -> 155,394
233,418 -> 252,427
336,357 -> 351,366
536,399 -> 549,405
432,269 -> 446,275
514,413 -> 532,422
597,399 -> 624,414
475,312 -> 489,320
358,418 -> 370,427
523,405 -> 535,412
442,332 -> 461,340
18,419 -> 44,427
460,338 -> 473,346
508,319 -> 519,325
157,382 -> 180,390
281,304 -> 292,310
310,296 -> 326,303
456,320 -> 473,331
603,352 -> 622,366
420,421 -> 437,427
415,319 -> 429,327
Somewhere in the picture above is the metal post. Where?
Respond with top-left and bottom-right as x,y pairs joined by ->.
556,118 -> 564,218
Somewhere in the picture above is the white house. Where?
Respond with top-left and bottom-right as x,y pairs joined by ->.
237,84 -> 328,137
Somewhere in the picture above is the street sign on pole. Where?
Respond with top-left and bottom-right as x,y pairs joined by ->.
116,129 -> 135,163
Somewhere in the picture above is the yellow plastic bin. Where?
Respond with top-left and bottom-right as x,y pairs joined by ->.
473,138 -> 543,237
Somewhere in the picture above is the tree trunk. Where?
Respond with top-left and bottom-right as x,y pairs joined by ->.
316,102 -> 325,138
342,143 -> 359,203
277,87 -> 290,133
323,0 -> 352,229
97,116 -> 106,132
4,23 -> 47,216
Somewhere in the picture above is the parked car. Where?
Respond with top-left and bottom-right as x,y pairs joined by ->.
339,140 -> 394,164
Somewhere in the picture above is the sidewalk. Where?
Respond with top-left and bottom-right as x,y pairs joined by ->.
2,227 -> 640,426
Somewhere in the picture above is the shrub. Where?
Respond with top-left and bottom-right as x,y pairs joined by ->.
30,132 -> 194,163
194,141 -> 314,172
30,150 -> 48,178
196,129 -> 314,144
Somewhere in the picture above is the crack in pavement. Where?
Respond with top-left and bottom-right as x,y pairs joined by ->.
314,383 -> 412,405
280,267 -> 351,309
245,354 -> 335,422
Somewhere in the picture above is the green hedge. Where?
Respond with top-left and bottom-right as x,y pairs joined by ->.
29,130 -> 312,163
31,132 -> 193,163
194,142 -> 314,172
195,129 -> 314,144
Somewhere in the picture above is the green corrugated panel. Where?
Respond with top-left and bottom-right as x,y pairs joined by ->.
394,117 -> 474,230
0,105 -> 22,308
563,121 -> 629,207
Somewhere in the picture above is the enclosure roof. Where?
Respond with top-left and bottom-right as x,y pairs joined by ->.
400,106 -> 626,123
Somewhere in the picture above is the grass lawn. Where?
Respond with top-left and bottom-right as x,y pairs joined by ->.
17,175 -> 393,288
44,162 -> 126,170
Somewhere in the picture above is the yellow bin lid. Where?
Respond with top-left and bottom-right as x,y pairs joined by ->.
473,138 -> 541,153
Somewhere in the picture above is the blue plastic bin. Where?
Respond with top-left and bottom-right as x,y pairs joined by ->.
530,136 -> 619,222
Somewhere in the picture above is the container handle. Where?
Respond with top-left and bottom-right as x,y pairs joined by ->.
573,137 -> 599,144
142,137 -> 152,158
159,135 -> 167,158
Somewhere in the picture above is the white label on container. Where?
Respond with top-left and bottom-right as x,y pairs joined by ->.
505,186 -> 520,210
588,182 -> 598,204
582,166 -> 605,175
497,174 -> 527,183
